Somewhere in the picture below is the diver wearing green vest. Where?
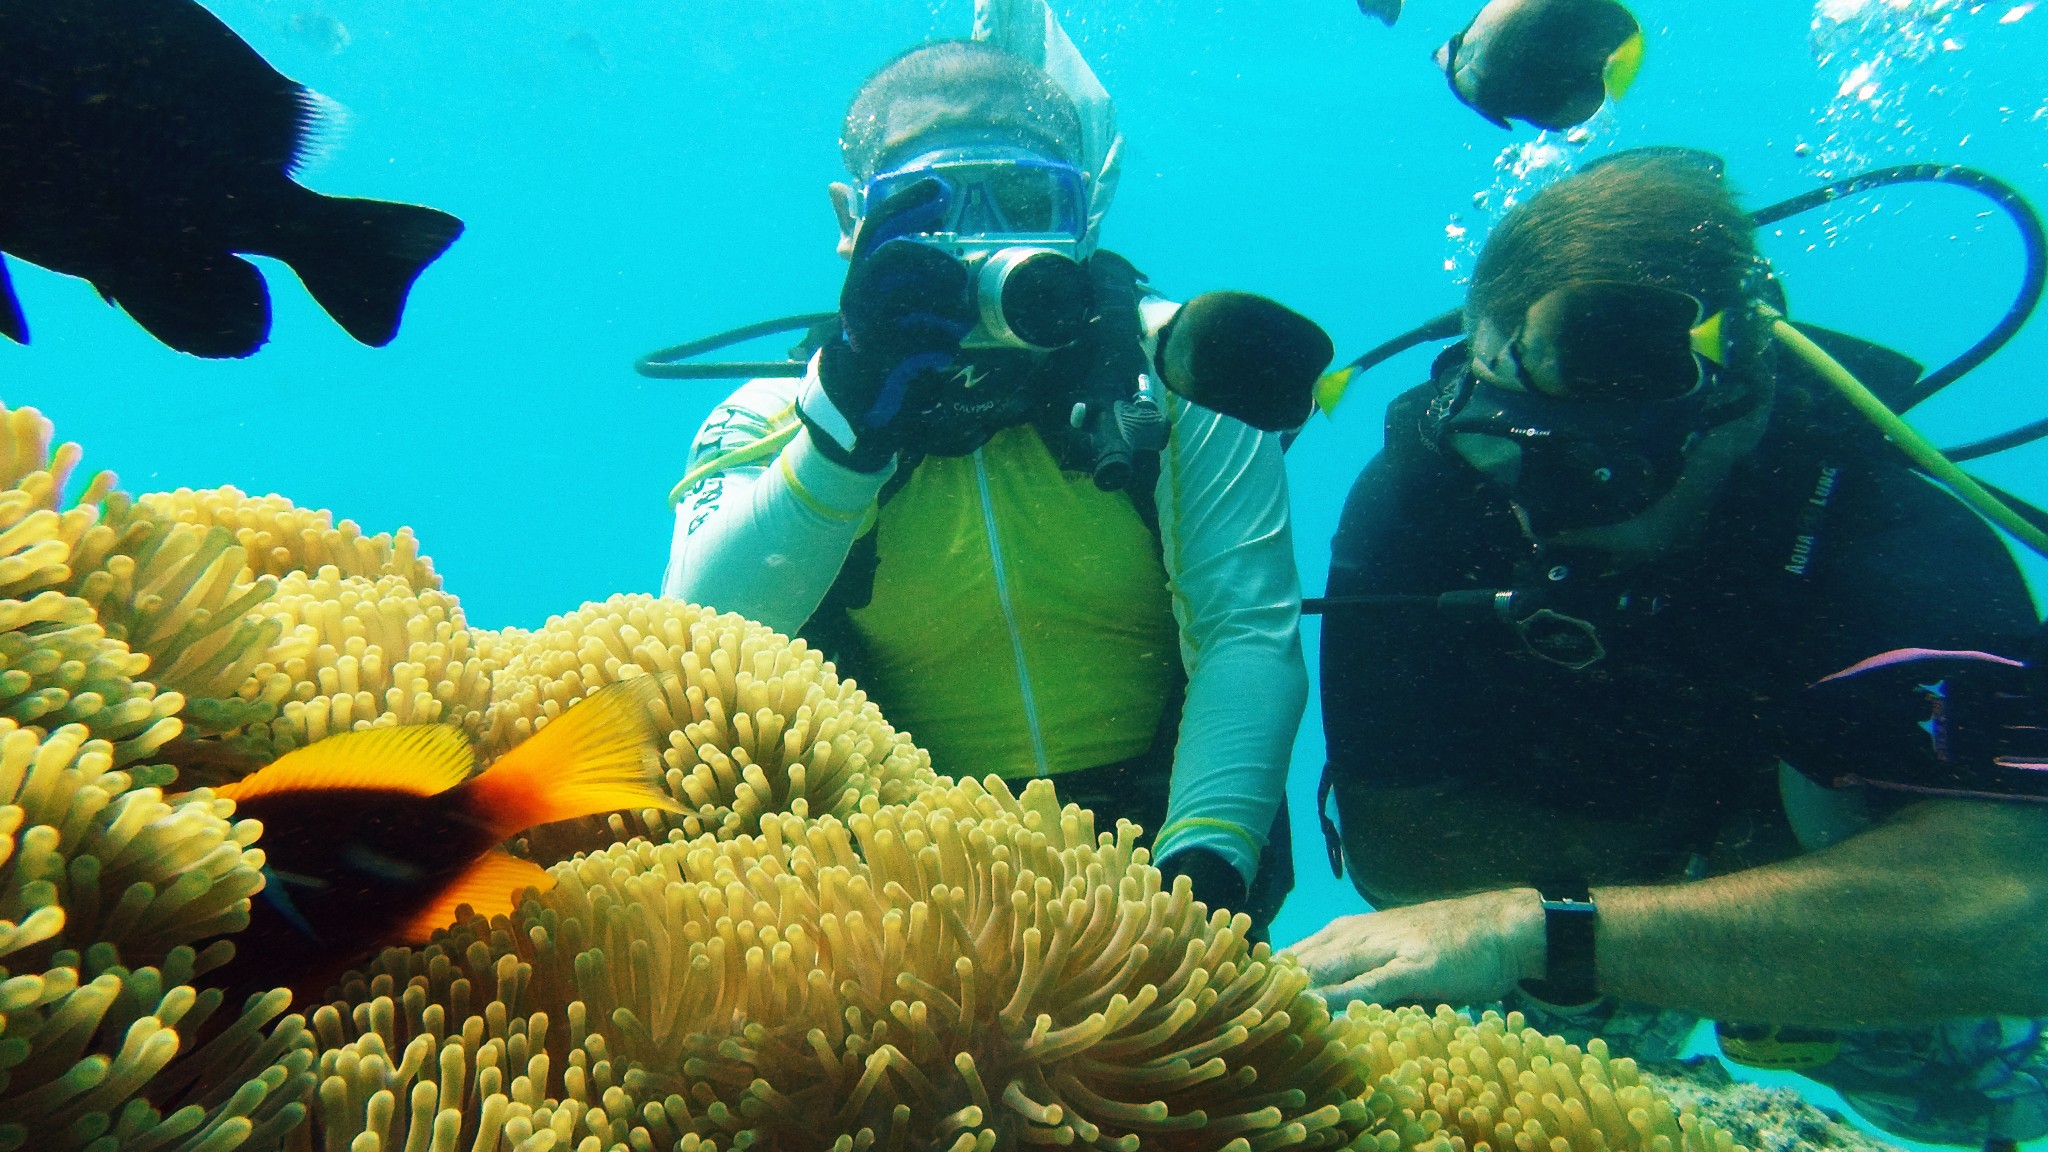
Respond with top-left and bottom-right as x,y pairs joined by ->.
663,38 -> 1310,934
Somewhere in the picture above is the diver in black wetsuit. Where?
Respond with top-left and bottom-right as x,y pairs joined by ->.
1285,149 -> 2048,1147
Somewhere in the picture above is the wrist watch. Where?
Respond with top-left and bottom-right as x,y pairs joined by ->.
1518,884 -> 1599,1007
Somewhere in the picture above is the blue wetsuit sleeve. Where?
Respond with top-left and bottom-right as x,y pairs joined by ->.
661,367 -> 894,635
1150,393 -> 1309,886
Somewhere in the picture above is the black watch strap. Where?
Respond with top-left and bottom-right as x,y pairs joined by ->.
1519,885 -> 1599,1007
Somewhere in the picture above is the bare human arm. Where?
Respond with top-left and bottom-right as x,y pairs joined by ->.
1289,792 -> 2048,1028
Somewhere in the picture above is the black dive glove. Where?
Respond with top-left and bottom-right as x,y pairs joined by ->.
1776,632 -> 2048,799
801,179 -> 975,472
1158,847 -> 1250,917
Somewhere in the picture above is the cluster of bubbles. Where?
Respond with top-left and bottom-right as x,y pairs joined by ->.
1447,0 -> 2041,271
1804,0 -> 1977,183
1444,116 -> 1609,283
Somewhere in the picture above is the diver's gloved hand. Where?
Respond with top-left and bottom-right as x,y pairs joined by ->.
1157,847 -> 1250,916
1776,634 -> 2048,797
801,178 -> 975,472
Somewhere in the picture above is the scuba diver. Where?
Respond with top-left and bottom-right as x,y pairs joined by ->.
1287,149 -> 2048,1147
660,35 -> 1331,938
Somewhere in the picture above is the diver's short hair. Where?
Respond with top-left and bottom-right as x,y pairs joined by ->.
1469,151 -> 1762,330
841,40 -> 1083,182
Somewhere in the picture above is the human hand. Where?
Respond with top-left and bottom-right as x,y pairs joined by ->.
802,178 -> 975,471
1283,888 -> 1545,1009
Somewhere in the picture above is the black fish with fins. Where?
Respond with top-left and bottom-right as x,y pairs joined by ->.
0,0 -> 463,357
1435,0 -> 1646,131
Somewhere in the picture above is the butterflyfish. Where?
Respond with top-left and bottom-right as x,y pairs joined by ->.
1434,0 -> 1646,131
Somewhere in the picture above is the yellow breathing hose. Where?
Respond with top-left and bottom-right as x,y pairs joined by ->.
665,405 -> 803,507
1768,311 -> 2048,560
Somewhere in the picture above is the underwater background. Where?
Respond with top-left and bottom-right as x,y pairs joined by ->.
7,0 -> 2047,1143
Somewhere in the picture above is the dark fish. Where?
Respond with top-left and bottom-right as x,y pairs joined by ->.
211,678 -> 680,1004
1158,292 -> 1335,432
1358,0 -> 1404,26
0,0 -> 463,357
1435,0 -> 1646,131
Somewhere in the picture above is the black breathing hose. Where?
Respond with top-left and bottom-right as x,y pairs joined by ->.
1750,163 -> 2046,422
1326,163 -> 2046,461
635,312 -> 836,379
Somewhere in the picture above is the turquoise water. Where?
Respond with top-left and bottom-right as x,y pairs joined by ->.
8,0 -> 2048,1143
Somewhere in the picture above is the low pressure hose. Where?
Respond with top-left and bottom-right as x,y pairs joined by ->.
1768,309 -> 2048,560
1753,164 -> 2046,434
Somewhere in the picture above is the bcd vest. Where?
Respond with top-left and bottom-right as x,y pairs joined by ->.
811,423 -> 1180,779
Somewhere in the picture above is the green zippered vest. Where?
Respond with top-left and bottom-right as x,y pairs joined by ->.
832,423 -> 1179,779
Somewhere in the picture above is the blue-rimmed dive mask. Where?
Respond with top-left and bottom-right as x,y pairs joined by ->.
859,145 -> 1090,251
855,143 -> 1095,353
1425,281 -> 1761,535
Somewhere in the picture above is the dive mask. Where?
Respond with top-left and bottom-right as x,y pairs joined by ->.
1427,281 -> 1758,535
860,145 -> 1093,351
861,145 -> 1090,243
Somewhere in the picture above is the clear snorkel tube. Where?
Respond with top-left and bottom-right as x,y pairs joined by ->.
638,0 -> 1124,383
975,0 -> 1123,258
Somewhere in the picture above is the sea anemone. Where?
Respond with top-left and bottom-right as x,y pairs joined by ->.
137,486 -> 438,590
493,594 -> 932,859
1342,1004 -> 1745,1152
183,569 -> 505,779
59,495 -> 283,719
0,411 -> 185,766
0,719 -> 313,1152
309,774 -> 1377,1151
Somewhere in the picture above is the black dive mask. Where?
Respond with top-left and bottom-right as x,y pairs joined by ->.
1424,281 -> 1760,536
1425,372 -> 1725,534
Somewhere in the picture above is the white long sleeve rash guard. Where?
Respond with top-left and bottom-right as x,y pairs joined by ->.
661,298 -> 1308,886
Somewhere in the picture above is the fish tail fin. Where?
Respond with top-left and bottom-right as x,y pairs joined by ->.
459,677 -> 680,838
1358,0 -> 1403,27
0,256 -> 25,345
1691,310 -> 1728,365
1315,366 -> 1358,417
397,850 -> 554,942
99,252 -> 271,358
1604,29 -> 1647,100
272,190 -> 463,347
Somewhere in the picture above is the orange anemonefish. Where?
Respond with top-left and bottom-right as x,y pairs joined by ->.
210,676 -> 679,1004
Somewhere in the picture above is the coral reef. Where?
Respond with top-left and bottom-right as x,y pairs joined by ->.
494,594 -> 933,860
1642,1061 -> 1902,1152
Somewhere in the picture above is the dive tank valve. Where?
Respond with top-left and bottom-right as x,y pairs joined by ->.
1070,373 -> 1170,492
